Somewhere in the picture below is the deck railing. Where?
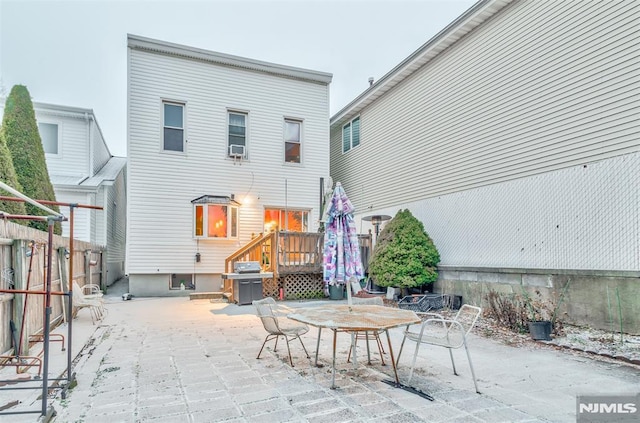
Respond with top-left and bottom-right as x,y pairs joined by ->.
276,231 -> 323,275
224,232 -> 276,274
225,231 -> 372,279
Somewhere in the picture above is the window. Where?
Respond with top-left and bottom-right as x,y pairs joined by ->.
284,119 -> 301,163
163,102 -> 184,152
171,273 -> 195,290
342,116 -> 360,152
228,112 -> 247,158
192,195 -> 239,239
38,123 -> 59,154
264,208 -> 309,232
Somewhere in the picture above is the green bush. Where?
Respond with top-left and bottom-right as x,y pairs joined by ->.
1,85 -> 61,234
0,130 -> 27,217
368,209 -> 440,290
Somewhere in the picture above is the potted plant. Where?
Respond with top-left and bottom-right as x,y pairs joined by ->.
368,209 -> 440,298
521,282 -> 570,341
328,279 -> 345,300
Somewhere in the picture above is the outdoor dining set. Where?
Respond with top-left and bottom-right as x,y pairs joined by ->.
252,294 -> 482,400
251,182 -> 482,400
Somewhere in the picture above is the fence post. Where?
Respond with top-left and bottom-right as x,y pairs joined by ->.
12,239 -> 28,355
100,248 -> 107,292
58,247 -> 69,322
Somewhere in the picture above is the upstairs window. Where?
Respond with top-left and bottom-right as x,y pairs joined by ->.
228,111 -> 247,158
284,119 -> 301,164
163,102 -> 184,152
342,116 -> 360,153
192,195 -> 239,239
38,123 -> 59,155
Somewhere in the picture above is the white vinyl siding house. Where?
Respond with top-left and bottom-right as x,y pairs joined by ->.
127,34 -> 331,296
329,0 -> 639,330
0,101 -> 127,285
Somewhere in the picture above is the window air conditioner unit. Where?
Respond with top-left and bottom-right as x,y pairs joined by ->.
229,144 -> 245,158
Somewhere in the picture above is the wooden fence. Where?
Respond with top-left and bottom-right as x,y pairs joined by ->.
0,220 -> 104,357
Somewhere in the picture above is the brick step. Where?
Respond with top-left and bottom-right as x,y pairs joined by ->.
189,291 -> 228,301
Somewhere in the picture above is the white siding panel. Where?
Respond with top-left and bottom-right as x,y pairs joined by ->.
91,121 -> 111,176
330,0 -> 640,213
362,152 -> 639,271
40,114 -> 89,178
127,47 -> 330,275
54,190 -> 92,242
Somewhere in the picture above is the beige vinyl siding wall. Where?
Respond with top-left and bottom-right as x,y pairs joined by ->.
127,48 -> 330,276
330,0 -> 639,213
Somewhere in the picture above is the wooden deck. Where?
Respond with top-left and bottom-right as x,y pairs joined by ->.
224,231 -> 372,301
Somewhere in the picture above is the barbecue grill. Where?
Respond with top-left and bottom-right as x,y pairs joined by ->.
221,261 -> 273,305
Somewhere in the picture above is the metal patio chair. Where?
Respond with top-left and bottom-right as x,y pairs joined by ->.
72,280 -> 105,325
396,304 -> 482,393
253,297 -> 310,367
347,295 -> 387,365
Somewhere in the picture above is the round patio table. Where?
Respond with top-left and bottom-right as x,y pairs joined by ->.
287,304 -> 420,389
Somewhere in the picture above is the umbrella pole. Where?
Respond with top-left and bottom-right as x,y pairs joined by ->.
346,279 -> 358,366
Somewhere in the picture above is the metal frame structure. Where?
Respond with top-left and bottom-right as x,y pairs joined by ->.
0,185 -> 102,418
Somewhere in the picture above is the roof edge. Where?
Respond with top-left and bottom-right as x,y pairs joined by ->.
330,0 -> 512,126
127,34 -> 333,85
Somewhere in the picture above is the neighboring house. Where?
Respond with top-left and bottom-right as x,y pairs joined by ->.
330,0 -> 639,330
126,34 -> 332,296
0,101 -> 127,286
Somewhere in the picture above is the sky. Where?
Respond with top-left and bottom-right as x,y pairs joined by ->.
0,0 -> 476,157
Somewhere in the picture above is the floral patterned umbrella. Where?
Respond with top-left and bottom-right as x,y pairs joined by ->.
323,182 -> 364,297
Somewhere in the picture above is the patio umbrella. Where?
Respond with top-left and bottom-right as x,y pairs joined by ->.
323,182 -> 364,305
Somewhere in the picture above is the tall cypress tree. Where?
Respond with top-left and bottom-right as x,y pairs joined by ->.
1,85 -> 62,234
0,130 -> 28,217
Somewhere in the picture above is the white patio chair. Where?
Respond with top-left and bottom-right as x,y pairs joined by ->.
253,297 -> 310,367
396,304 -> 482,393
347,296 -> 387,365
72,281 -> 105,325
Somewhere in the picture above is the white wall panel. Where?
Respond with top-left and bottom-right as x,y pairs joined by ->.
359,153 -> 639,271
127,45 -> 330,275
331,0 -> 639,214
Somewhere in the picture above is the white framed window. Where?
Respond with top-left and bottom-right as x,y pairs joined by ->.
264,208 -> 309,232
192,195 -> 239,239
228,111 -> 247,158
342,116 -> 360,153
284,119 -> 301,164
163,101 -> 185,152
38,122 -> 60,155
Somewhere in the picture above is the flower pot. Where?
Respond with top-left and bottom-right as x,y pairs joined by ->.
328,284 -> 344,300
528,321 -> 552,341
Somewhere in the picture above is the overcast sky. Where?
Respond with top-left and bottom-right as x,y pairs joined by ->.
0,0 -> 476,156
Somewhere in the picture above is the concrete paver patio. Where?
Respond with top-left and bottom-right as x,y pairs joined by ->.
1,282 -> 638,422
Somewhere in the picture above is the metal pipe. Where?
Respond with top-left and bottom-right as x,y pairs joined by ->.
67,206 -> 74,383
0,289 -> 67,295
18,242 -> 36,355
41,220 -> 54,416
0,196 -> 103,210
0,182 -> 63,217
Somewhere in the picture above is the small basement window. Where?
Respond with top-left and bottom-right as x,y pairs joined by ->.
192,195 -> 240,239
171,273 -> 194,290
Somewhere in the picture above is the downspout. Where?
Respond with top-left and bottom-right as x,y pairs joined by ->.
86,113 -> 94,177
